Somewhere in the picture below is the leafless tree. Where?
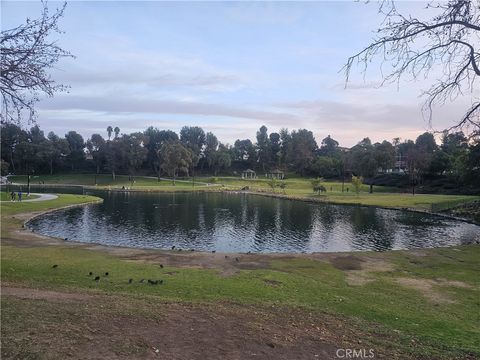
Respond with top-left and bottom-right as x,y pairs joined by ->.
344,0 -> 479,134
1,1 -> 72,124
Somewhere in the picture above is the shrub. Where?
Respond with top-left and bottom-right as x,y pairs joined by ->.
311,178 -> 326,194
351,175 -> 364,195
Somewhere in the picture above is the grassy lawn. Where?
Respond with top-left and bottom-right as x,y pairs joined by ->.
312,192 -> 477,211
204,176 -> 399,194
9,174 -> 207,189
8,174 -> 479,212
1,195 -> 479,358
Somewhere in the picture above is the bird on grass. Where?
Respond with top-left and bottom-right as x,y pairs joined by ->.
225,255 -> 229,259
171,245 -> 176,250
211,250 -> 216,253
147,279 -> 164,285
235,257 -> 239,262
159,264 -> 164,268
64,237 -> 68,241
190,249 -> 194,252
52,264 -> 58,269
105,272 -> 109,276
128,279 -> 133,284
88,272 -> 93,276
94,276 -> 100,281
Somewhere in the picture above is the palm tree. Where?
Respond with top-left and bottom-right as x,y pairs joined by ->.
107,126 -> 113,140
114,126 -> 120,139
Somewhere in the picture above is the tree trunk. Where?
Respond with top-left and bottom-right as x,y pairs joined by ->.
50,159 -> 53,175
10,152 -> 16,173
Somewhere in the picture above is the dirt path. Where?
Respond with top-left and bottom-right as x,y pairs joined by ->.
1,285 -> 408,360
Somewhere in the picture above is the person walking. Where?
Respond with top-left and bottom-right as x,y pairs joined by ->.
18,191 -> 22,202
10,191 -> 15,201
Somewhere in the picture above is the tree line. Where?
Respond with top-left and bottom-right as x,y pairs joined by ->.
1,123 -> 479,191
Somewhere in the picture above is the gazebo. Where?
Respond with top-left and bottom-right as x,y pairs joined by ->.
266,169 -> 285,180
242,169 -> 256,179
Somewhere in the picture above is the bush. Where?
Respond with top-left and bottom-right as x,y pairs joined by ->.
311,178 -> 327,194
351,175 -> 364,195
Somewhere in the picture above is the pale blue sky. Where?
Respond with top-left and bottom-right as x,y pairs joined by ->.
2,1 -> 471,146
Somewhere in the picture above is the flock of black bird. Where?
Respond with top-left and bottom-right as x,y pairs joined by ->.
51,264 -> 165,286
50,249 -> 251,285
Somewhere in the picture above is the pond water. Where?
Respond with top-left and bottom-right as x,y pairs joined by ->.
28,191 -> 479,253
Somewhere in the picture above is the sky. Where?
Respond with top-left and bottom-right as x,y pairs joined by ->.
2,0 -> 475,147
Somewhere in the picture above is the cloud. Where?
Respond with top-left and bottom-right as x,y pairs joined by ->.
275,98 -> 469,146
40,95 -> 299,124
57,71 -> 242,91
37,108 -> 274,144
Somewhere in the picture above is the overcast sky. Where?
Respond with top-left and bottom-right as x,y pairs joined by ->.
2,1 -> 474,147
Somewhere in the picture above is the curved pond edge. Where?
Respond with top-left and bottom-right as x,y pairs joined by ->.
19,190 -> 479,255
23,197 -> 104,229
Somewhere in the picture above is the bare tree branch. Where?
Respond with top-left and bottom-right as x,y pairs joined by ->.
0,1 -> 73,125
344,0 -> 480,134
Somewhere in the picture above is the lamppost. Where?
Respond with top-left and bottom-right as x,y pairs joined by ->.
27,173 -> 31,195
27,169 -> 35,195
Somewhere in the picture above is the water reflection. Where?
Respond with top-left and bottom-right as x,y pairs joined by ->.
28,191 -> 480,253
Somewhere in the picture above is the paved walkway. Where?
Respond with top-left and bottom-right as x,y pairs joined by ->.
14,193 -> 58,202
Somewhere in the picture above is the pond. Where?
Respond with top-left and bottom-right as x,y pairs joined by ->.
28,191 -> 479,253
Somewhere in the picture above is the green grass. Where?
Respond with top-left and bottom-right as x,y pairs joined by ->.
312,192 -> 478,211
9,174 -> 206,189
9,174 -> 479,212
204,176 -> 399,194
1,243 -> 479,357
206,176 -> 478,211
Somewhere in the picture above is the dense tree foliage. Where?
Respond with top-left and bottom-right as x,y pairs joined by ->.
159,141 -> 193,185
1,123 -> 479,193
